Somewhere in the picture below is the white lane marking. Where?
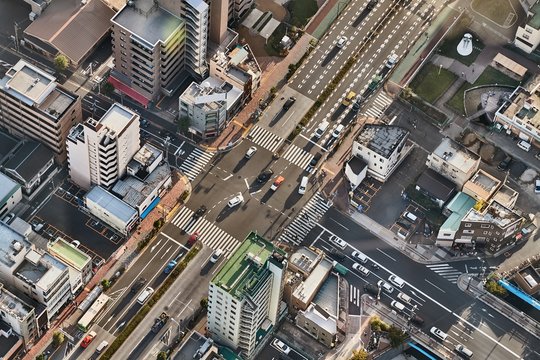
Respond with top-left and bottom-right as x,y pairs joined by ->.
329,217 -> 349,230
376,248 -> 396,261
425,279 -> 446,293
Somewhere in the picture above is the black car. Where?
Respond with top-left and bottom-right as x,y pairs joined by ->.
283,96 -> 296,110
151,312 -> 169,333
193,205 -> 207,219
364,283 -> 379,296
497,156 -> 512,171
328,248 -> 346,261
309,153 -> 322,167
131,277 -> 147,293
257,169 -> 274,183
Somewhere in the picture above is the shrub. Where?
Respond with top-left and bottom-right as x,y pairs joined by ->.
52,331 -> 64,348
101,279 -> 111,290
485,279 -> 507,297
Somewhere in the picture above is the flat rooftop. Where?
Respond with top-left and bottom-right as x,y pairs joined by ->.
99,103 -> 138,134
180,81 -> 226,112
112,0 -> 183,47
433,138 -> 479,171
527,2 -> 540,30
463,201 -> 521,228
0,285 -> 33,321
0,172 -> 21,204
212,232 -> 285,298
466,169 -> 501,193
0,222 -> 31,268
1,60 -> 55,105
48,238 -> 90,271
356,125 -> 409,159
293,259 -> 332,304
313,272 -> 339,318
15,251 -> 67,291
497,86 -> 540,132
112,164 -> 171,208
85,186 -> 138,223
289,247 -> 321,274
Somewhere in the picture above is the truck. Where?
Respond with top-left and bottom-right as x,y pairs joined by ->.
332,260 -> 349,275
151,312 -> 169,333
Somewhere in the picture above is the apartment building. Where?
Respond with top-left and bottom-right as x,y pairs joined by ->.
110,0 -> 186,106
66,103 -> 140,190
47,238 -> 92,294
229,0 -> 253,22
351,125 -> 412,183
426,138 -> 480,187
180,0 -> 209,78
207,232 -> 287,359
514,0 -> 540,54
0,60 -> 82,162
494,84 -> 540,144
462,169 -> 502,203
0,172 -> 22,219
0,283 -> 39,347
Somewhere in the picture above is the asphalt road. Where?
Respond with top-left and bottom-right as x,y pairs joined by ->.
305,208 -> 539,360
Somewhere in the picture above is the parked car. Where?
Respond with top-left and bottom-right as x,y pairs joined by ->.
397,292 -> 412,304
329,234 -> 347,250
390,300 -> 405,312
151,312 -> 169,333
272,339 -> 291,354
228,193 -> 244,208
328,248 -> 346,261
455,344 -> 473,358
377,280 -> 394,293
517,139 -> 531,152
430,327 -> 448,341
283,97 -> 296,110
497,156 -> 512,171
352,263 -> 370,276
535,179 -> 540,194
423,222 -> 433,237
351,250 -> 368,263
388,275 -> 405,288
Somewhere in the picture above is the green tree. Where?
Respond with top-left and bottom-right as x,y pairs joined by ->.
388,325 -> 408,348
485,279 -> 508,297
102,82 -> 115,96
157,351 -> 167,360
101,279 -> 111,290
54,54 -> 69,71
349,349 -> 368,360
52,331 -> 65,347
36,354 -> 46,360
401,86 -> 413,100
200,297 -> 208,309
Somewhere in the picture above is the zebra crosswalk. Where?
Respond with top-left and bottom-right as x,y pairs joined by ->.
350,285 -> 362,307
279,192 -> 331,246
178,148 -> 214,181
282,144 -> 313,170
171,207 -> 240,258
362,92 -> 393,119
426,263 -> 462,284
247,125 -> 284,153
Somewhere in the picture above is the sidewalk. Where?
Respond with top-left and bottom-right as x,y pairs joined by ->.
24,172 -> 190,360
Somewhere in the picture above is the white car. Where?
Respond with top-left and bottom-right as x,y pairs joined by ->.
397,292 -> 412,304
535,179 -> 540,194
517,139 -> 531,152
71,240 -> 81,248
245,146 -> 257,159
227,193 -> 244,208
329,235 -> 347,250
351,250 -> 368,263
337,36 -> 347,48
388,275 -> 405,288
272,339 -> 290,354
331,124 -> 344,138
390,300 -> 405,312
430,327 -> 448,341
377,280 -> 394,294
352,263 -> 370,276
455,344 -> 473,358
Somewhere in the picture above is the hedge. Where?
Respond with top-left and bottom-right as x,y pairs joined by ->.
100,244 -> 201,359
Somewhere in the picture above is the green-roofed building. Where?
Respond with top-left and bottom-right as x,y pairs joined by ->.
436,192 -> 476,247
47,237 -> 92,294
208,232 -> 287,359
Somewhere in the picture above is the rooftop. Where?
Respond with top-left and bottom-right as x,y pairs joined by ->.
497,86 -> 540,132
313,273 -> 339,318
132,143 -> 162,169
463,200 -> 522,229
0,172 -> 21,205
174,331 -> 217,360
432,138 -> 480,171
211,44 -> 262,83
347,156 -> 368,175
464,169 -> 502,199
0,131 -> 19,161
492,184 -> 519,209
3,141 -> 54,182
300,303 -> 337,334
85,186 -> 138,223
416,168 -> 456,202
212,232 -> 285,298
526,1 -> 540,30
441,192 -> 476,231
15,251 -> 67,291
112,164 -> 171,208
203,77 -> 243,112
0,284 -> 33,321
0,222 -> 31,268
292,259 -> 333,304
1,60 -> 56,106
99,103 -> 138,135
112,0 -> 184,47
47,238 -> 91,271
0,323 -> 21,359
355,125 -> 409,159
180,81 -> 227,112
289,247 -> 323,275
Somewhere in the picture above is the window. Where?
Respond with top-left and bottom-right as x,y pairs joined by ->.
483,231 -> 488,235
525,27 -> 532,34
463,230 -> 474,234
522,34 -> 530,40
464,223 -> 472,228
480,224 -> 490,229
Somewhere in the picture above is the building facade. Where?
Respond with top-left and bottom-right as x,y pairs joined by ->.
426,138 -> 480,187
66,103 -> 140,190
0,283 -> 39,347
207,233 -> 287,359
0,60 -> 82,162
0,173 -> 22,219
181,0 -> 209,78
514,1 -> 540,54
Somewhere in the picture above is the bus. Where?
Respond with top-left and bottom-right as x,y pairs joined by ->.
77,294 -> 110,332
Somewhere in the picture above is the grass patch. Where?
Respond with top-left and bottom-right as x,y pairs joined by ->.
447,66 -> 521,113
410,63 -> 457,104
471,0 -> 515,26
436,15 -> 484,66
287,0 -> 318,28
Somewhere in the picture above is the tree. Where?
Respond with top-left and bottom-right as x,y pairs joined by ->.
36,354 -> 45,360
349,349 -> 368,360
101,279 -> 111,290
388,325 -> 408,348
200,297 -> 208,309
52,331 -> 65,347
178,116 -> 190,134
157,351 -> 167,360
54,54 -> 69,71
485,279 -> 507,297
401,86 -> 413,100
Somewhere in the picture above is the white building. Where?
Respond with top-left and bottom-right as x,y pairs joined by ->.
514,1 -> 540,54
0,173 -> 22,219
181,0 -> 209,78
0,223 -> 33,283
0,283 -> 39,347
351,125 -> 412,183
207,233 -> 287,359
426,138 -> 480,188
47,238 -> 92,294
344,156 -> 368,191
66,103 -> 141,190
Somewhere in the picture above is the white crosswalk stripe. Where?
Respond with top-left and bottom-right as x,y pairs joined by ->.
247,125 -> 284,153
362,92 -> 393,119
171,207 -> 240,258
178,148 -> 214,181
282,144 -> 314,169
426,263 -> 462,284
350,285 -> 362,307
279,192 -> 331,246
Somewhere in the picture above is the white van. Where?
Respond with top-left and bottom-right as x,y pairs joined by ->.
329,235 -> 347,250
403,211 -> 418,222
96,340 -> 109,353
314,121 -> 330,138
517,139 -> 531,152
455,344 -> 473,358
298,176 -> 308,195
351,250 -> 368,264
137,287 -> 154,305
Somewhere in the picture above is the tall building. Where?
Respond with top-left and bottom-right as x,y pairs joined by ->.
181,0 -> 209,78
66,103 -> 141,190
0,60 -> 82,162
514,0 -> 540,54
209,0 -> 228,44
229,0 -> 253,23
110,0 -> 186,106
207,233 -> 287,359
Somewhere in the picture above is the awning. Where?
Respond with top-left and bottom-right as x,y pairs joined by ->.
108,76 -> 150,107
454,238 -> 473,244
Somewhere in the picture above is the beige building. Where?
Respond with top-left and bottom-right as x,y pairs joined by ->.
0,60 -> 82,163
462,169 -> 502,203
427,138 -> 480,188
291,259 -> 333,312
296,303 -> 337,348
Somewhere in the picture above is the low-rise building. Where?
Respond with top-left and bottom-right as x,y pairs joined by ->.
174,331 -> 223,359
351,125 -> 412,183
426,138 -> 480,187
415,169 -> 456,208
291,259 -> 333,312
437,192 -> 477,245
514,0 -> 540,54
344,156 -> 368,191
47,238 -> 92,294
514,265 -> 540,295
296,303 -> 337,348
0,283 -> 39,347
0,223 -> 33,281
0,319 -> 24,360
0,173 -> 22,219
462,169 -> 502,203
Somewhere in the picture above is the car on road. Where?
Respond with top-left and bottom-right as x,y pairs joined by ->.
328,248 -> 346,261
270,176 -> 285,191
245,146 -> 257,159
397,292 -> 412,304
388,275 -> 405,288
331,124 -> 345,138
193,205 -> 207,219
283,97 -> 296,110
210,249 -> 223,263
336,36 -> 347,48
455,344 -> 473,358
535,179 -> 540,194
351,250 -> 368,263
140,119 -> 149,128
257,169 -> 274,183
228,193 -> 244,208
272,339 -> 291,354
497,156 -> 512,171
81,331 -> 97,348
517,139 -> 531,152
377,280 -> 394,294
314,121 -> 329,139
308,153 -> 322,170
298,176 -> 308,195
364,283 -> 378,295
430,327 -> 448,341
71,240 -> 81,248
151,312 -> 169,333
131,277 -> 147,293
329,235 -> 347,249
352,263 -> 370,276
137,287 -> 154,305
164,260 -> 177,274
390,300 -> 405,312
